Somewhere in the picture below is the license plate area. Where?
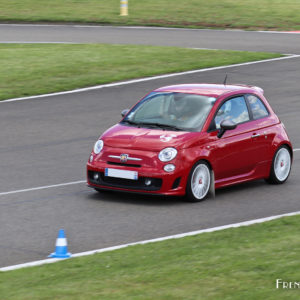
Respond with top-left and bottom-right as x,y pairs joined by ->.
105,168 -> 138,180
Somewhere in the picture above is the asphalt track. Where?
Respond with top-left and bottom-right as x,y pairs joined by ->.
0,25 -> 300,268
1,24 -> 300,53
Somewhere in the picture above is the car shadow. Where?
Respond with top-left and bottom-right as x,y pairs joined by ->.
86,188 -> 187,206
215,179 -> 267,197
86,179 -> 270,206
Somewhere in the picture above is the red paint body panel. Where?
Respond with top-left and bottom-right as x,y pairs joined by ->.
102,124 -> 194,151
87,84 -> 293,196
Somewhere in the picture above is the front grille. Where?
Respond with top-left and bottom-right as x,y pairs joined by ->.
88,171 -> 162,191
107,161 -> 141,168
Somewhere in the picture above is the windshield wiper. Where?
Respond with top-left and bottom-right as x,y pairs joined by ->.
122,120 -> 182,131
121,119 -> 140,125
136,122 -> 182,131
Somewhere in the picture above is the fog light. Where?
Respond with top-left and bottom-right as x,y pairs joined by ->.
89,155 -> 94,163
94,173 -> 99,180
164,164 -> 175,172
145,178 -> 152,186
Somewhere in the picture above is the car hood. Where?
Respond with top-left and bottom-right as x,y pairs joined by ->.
101,124 -> 198,151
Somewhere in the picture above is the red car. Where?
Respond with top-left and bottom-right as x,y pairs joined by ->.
87,84 -> 292,202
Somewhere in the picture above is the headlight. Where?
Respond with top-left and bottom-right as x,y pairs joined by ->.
93,139 -> 104,154
158,147 -> 177,162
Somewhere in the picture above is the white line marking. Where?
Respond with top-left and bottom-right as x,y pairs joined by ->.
258,30 -> 300,35
0,43 -> 232,51
192,47 -> 225,51
1,24 -> 300,34
1,54 -> 300,104
0,24 -> 192,29
1,210 -> 299,272
0,149 -> 299,197
0,43 -> 223,51
0,181 -> 85,196
0,41 -> 78,44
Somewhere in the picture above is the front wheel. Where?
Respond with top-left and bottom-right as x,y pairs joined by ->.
266,145 -> 292,184
185,161 -> 211,202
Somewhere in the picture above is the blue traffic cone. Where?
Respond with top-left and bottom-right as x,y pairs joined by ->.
49,229 -> 71,258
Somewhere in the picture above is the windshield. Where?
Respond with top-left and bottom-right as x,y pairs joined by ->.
121,92 -> 216,132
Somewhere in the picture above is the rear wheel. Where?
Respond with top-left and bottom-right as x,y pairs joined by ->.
266,145 -> 291,184
185,161 -> 211,202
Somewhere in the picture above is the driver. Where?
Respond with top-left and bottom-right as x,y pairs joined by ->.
171,94 -> 198,121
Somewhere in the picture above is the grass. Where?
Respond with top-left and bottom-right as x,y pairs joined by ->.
0,43 -> 281,101
0,215 -> 299,299
0,0 -> 300,30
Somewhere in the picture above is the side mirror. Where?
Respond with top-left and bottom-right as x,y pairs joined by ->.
121,109 -> 130,117
217,119 -> 237,138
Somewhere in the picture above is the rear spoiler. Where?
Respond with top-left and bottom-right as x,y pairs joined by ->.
234,84 -> 264,95
251,86 -> 264,95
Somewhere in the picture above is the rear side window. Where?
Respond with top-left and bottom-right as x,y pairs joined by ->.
246,95 -> 269,120
213,96 -> 250,129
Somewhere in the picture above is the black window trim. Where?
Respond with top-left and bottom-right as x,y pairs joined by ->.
207,93 -> 252,133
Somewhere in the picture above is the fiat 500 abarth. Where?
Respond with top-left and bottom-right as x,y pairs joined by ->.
87,84 -> 292,202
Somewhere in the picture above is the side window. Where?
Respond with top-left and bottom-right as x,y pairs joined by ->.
214,96 -> 250,129
246,94 -> 269,120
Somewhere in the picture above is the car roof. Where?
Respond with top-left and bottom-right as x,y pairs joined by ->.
154,84 -> 264,98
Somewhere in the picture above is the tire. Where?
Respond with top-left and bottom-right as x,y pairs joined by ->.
266,145 -> 292,184
185,160 -> 211,202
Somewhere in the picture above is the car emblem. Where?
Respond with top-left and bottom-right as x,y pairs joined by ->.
120,154 -> 128,163
160,134 -> 177,142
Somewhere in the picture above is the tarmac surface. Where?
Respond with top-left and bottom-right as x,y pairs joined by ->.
0,25 -> 300,268
1,24 -> 300,53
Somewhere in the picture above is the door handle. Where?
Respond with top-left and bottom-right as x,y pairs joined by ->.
251,133 -> 261,138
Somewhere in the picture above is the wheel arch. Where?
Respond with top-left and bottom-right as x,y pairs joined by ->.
266,142 -> 292,184
186,146 -> 214,171
283,143 -> 293,161
185,158 -> 213,202
197,158 -> 213,170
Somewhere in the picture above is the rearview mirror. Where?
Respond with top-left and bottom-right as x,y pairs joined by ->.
217,119 -> 237,138
121,109 -> 130,117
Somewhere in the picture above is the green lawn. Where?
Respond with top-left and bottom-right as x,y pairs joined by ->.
0,215 -> 299,299
0,44 -> 281,101
1,0 -> 300,30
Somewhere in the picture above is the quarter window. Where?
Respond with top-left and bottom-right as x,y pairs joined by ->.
214,96 -> 250,129
246,95 -> 269,120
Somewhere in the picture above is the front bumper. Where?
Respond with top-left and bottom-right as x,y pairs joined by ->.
86,147 -> 189,196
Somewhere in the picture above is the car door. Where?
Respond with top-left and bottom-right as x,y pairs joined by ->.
207,95 -> 258,181
245,94 -> 272,166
